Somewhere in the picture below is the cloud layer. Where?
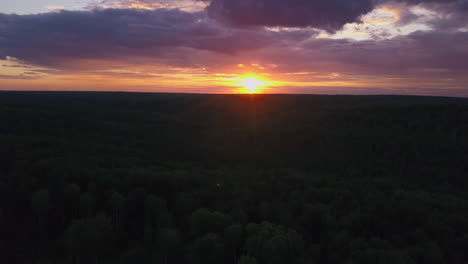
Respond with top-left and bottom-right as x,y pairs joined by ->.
0,8 -> 311,68
206,0 -> 468,31
207,0 -> 376,31
0,0 -> 467,96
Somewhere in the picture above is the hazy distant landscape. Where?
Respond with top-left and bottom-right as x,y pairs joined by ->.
1,92 -> 468,263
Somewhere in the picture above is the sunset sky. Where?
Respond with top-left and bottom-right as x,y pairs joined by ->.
1,0 -> 468,96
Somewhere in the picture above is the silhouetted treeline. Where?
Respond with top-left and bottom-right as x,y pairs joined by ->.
1,92 -> 468,264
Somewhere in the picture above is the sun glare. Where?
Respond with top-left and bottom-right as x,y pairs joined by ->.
240,77 -> 266,94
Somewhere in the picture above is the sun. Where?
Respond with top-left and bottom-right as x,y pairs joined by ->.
240,77 -> 266,94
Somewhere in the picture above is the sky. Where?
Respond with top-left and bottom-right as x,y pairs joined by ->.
1,0 -> 468,96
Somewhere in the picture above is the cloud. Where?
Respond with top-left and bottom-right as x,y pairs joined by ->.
206,0 -> 376,32
87,0 -> 208,11
0,74 -> 37,79
45,6 -> 65,11
205,0 -> 468,31
0,1 -> 467,96
275,29 -> 468,76
0,6 -> 467,78
0,8 -> 311,68
1,64 -> 31,68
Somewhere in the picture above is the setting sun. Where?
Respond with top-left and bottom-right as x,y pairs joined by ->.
240,77 -> 266,94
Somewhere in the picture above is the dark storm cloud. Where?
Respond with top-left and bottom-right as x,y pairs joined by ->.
205,0 -> 468,31
206,0 -> 376,32
0,8 -> 311,67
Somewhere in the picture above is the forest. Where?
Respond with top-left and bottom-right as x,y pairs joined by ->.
1,91 -> 468,264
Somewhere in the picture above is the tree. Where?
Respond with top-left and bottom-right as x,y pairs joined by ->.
230,208 -> 248,225
190,208 -> 231,237
238,255 -> 258,264
175,193 -> 200,218
190,233 -> 225,264
157,228 -> 181,264
145,194 -> 166,229
109,191 -> 125,231
64,183 -> 81,218
224,224 -> 244,263
65,213 -> 114,264
127,188 -> 147,235
245,222 -> 304,264
158,208 -> 174,229
79,192 -> 95,218
31,189 -> 50,227
300,203 -> 328,241
30,189 -> 50,259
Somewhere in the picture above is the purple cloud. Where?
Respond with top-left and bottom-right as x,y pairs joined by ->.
0,8 -> 311,68
205,0 -> 468,31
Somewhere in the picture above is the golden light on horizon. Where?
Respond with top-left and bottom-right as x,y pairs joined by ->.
220,73 -> 284,93
240,77 -> 266,94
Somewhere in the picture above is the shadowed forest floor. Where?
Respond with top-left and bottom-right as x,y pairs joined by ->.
1,92 -> 468,264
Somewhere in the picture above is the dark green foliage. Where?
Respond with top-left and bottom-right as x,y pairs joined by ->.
31,189 -> 50,220
245,222 -> 304,264
190,233 -> 225,264
190,208 -> 231,237
224,224 -> 244,263
238,255 -> 258,264
157,228 -> 181,264
1,92 -> 468,263
64,213 -> 114,263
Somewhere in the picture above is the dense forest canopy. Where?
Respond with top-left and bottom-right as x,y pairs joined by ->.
1,92 -> 468,263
